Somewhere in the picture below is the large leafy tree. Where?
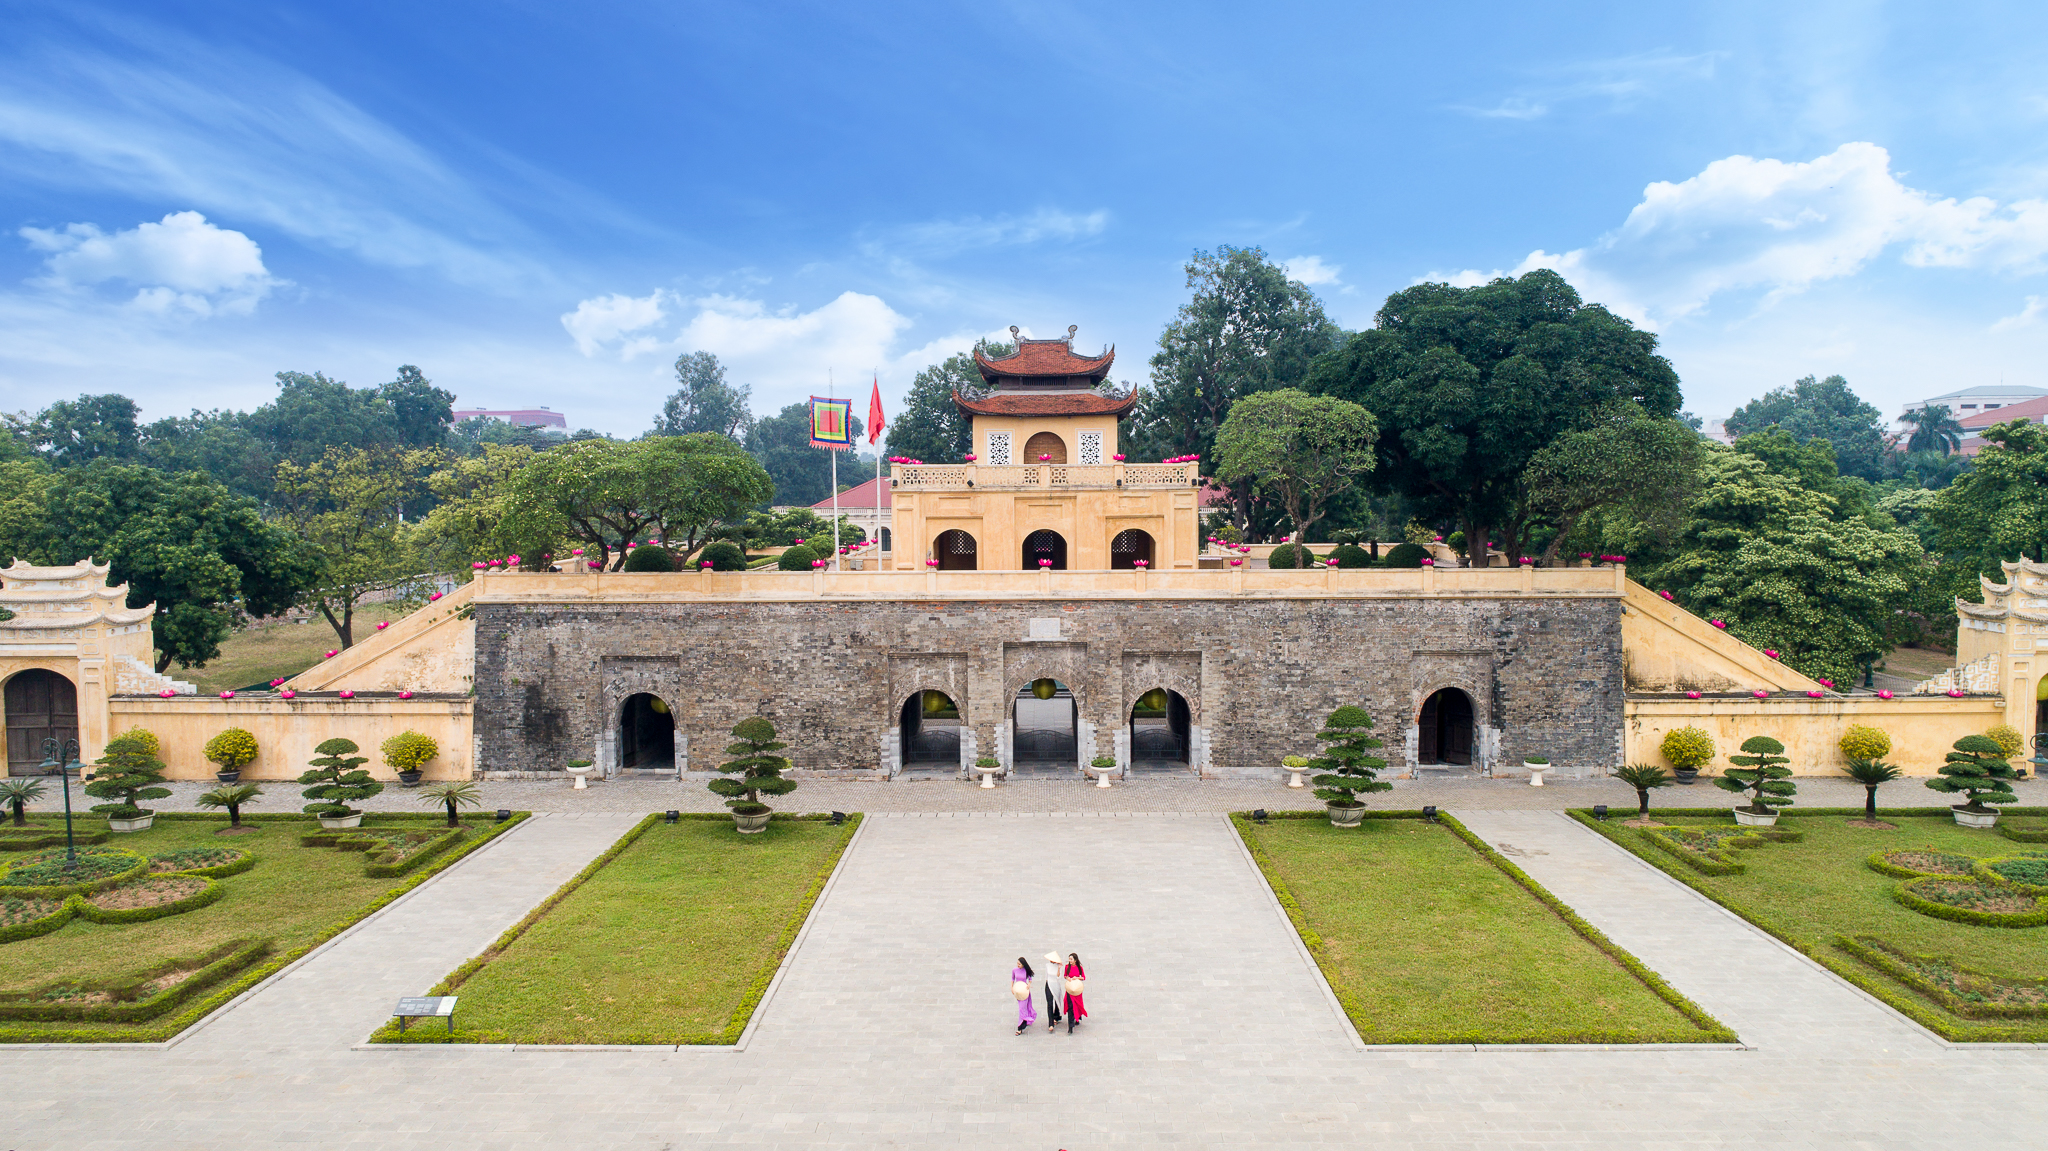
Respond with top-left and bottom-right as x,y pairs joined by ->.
140,409 -> 273,500
1723,374 -> 1890,481
746,403 -> 862,508
249,366 -> 453,464
31,394 -> 141,467
652,351 -> 753,440
500,434 -> 773,568
885,341 -> 1014,465
1930,418 -> 2048,575
0,462 -> 309,670
1649,443 -> 1922,685
1131,247 -> 1342,526
1305,270 -> 1682,563
1524,406 -> 1703,564
1212,390 -> 1377,565
274,447 -> 439,647
1900,404 -> 1965,456
381,365 -> 458,450
405,444 -> 543,574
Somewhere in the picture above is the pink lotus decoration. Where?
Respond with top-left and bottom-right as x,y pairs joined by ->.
399,690 -> 414,700
926,559 -> 939,567
1519,557 -> 1533,565
1877,690 -> 1894,699
1685,691 -> 1702,700
507,554 -> 521,564
964,453 -> 977,462
588,561 -> 600,570
280,690 -> 296,699
1325,558 -> 1338,567
1434,535 -> 1444,542
428,592 -> 442,601
1947,688 -> 1965,698
1753,690 -> 1768,699
489,559 -> 503,567
1579,553 -> 1593,559
1114,453 -> 1126,462
1711,619 -> 1726,629
1817,678 -> 1834,688
376,621 -> 389,630
1764,649 -> 1780,659
1133,559 -> 1148,568
338,690 -> 354,699
1659,590 -> 1675,601
158,689 -> 173,698
472,562 -> 486,570
794,538 -> 805,545
572,548 -> 584,556
270,678 -> 286,687
1229,558 -> 1243,566
811,559 -> 826,568
1038,559 -> 1052,568
701,560 -> 713,569
1038,454 -> 1051,462
325,650 -> 337,659
1421,558 -> 1435,566
1807,690 -> 1823,698
543,554 -> 552,561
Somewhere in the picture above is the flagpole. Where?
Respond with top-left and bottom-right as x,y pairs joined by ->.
873,367 -> 882,559
829,369 -> 841,570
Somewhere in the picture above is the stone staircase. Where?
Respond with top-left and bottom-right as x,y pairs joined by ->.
113,653 -> 194,695
1912,652 -> 1999,694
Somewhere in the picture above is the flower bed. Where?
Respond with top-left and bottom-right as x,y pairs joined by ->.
1867,849 -> 1975,879
0,897 -> 62,928
86,876 -> 208,911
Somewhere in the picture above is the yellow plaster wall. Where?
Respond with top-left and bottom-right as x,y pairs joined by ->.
285,579 -> 476,693
1619,580 -> 1825,693
1625,695 -> 2006,778
971,413 -> 1120,462
894,484 -> 1199,571
106,696 -> 473,782
1957,616 -> 2005,668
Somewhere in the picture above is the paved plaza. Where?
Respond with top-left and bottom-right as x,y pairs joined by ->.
3,782 -> 2046,1149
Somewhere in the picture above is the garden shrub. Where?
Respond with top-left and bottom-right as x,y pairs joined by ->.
622,544 -> 674,572
710,717 -> 797,816
298,738 -> 384,818
776,544 -> 819,571
1446,530 -> 1466,558
1716,735 -> 1795,813
1839,725 -> 1891,761
1328,543 -> 1374,568
380,731 -> 439,775
1660,726 -> 1715,771
203,728 -> 258,772
698,541 -> 748,571
1927,735 -> 2018,813
1380,542 -> 1428,568
1307,705 -> 1391,810
1984,724 -> 2024,759
1265,543 -> 1315,569
109,728 -> 160,757
83,733 -> 171,820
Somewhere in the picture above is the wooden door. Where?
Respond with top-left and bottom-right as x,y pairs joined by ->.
6,670 -> 77,775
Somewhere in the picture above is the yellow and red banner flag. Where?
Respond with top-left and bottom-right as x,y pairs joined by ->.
808,396 -> 853,450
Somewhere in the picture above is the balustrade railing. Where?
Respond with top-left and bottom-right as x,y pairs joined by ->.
894,462 -> 1194,489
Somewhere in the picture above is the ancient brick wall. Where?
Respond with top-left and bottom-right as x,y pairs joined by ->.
472,595 -> 1623,779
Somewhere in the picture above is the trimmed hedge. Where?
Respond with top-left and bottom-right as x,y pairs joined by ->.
149,848 -> 255,880
1866,848 -> 1975,880
372,812 -> 860,1045
2000,822 -> 2048,844
1232,809 -> 1735,1044
1893,875 -> 2048,928
0,898 -> 76,945
0,810 -> 530,1043
1638,823 -> 1801,876
776,544 -> 819,571
0,939 -> 271,1024
698,541 -> 748,571
365,828 -> 464,878
0,849 -> 149,899
622,544 -> 675,572
1835,934 -> 2048,1021
1264,543 -> 1315,569
0,829 -> 111,851
1328,543 -> 1373,568
76,876 -> 225,925
1380,541 -> 1428,568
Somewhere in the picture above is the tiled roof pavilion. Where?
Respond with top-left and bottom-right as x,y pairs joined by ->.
959,325 -> 1133,418
971,325 -> 1116,383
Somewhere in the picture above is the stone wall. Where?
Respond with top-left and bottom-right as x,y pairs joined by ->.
472,594 -> 1624,780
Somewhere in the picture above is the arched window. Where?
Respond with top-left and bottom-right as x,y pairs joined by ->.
934,529 -> 978,570
1110,529 -> 1155,570
1023,431 -> 1067,464
879,527 -> 892,551
1023,529 -> 1067,570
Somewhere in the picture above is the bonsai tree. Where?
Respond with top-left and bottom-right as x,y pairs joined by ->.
1660,726 -> 1715,777
196,783 -> 264,827
1714,735 -> 1795,815
297,737 -> 385,818
1926,735 -> 2018,813
710,717 -> 797,816
204,727 -> 259,775
380,731 -> 440,777
419,780 -> 483,826
1612,762 -> 1672,819
83,731 -> 172,820
1845,758 -> 1902,821
0,777 -> 46,826
1309,706 -> 1392,811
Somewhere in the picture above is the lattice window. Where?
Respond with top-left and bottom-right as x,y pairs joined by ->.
986,431 -> 1012,466
1078,430 -> 1103,465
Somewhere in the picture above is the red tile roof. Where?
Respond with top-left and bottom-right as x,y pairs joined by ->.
974,331 -> 1116,381
952,390 -> 1139,418
808,476 -> 891,510
1957,395 -> 2048,429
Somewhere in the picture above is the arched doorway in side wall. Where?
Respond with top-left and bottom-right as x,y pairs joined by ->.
1023,431 -> 1068,464
935,529 -> 978,570
899,690 -> 961,770
5,669 -> 77,776
619,693 -> 676,769
1110,529 -> 1155,570
1012,678 -> 1077,774
1417,687 -> 1474,766
1023,529 -> 1068,571
1128,687 -> 1191,772
2037,675 -> 2048,741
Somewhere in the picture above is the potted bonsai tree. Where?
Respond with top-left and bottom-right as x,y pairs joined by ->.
1926,734 -> 2018,828
1309,705 -> 1391,827
196,783 -> 264,831
418,780 -> 483,826
711,717 -> 796,833
1661,726 -> 1714,785
84,730 -> 172,831
380,730 -> 439,787
298,737 -> 384,829
1613,762 -> 1672,821
1715,735 -> 1795,826
204,727 -> 258,784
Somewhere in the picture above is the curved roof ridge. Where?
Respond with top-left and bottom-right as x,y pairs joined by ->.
973,325 -> 1116,382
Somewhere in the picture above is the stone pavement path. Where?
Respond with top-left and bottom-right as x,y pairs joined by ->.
3,810 -> 2046,1149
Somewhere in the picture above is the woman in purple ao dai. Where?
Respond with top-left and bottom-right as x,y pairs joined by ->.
1011,956 -> 1038,1035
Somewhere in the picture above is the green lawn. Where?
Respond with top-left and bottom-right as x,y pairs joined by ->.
0,811 -> 524,1041
1235,813 -> 1729,1044
375,813 -> 858,1045
1574,807 -> 2048,1042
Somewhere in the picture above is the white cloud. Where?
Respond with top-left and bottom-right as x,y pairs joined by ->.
19,210 -> 278,317
1282,255 -> 1342,286
1436,143 -> 2048,327
560,290 -> 670,357
1992,295 -> 2048,332
1456,51 -> 1719,121
867,208 -> 1109,259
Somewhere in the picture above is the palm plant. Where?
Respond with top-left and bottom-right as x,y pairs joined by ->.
1844,758 -> 1902,821
0,778 -> 47,826
1900,404 -> 1965,456
419,780 -> 482,827
1613,762 -> 1672,819
196,783 -> 263,827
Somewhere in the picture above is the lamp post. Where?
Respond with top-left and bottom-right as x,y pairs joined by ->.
38,736 -> 82,864
2030,733 -> 2048,780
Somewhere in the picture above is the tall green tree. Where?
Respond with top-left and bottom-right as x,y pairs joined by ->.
1306,270 -> 1682,563
1900,404 -> 1965,456
140,409 -> 273,500
1212,390 -> 1377,566
1130,247 -> 1342,526
1524,406 -> 1703,564
652,351 -> 753,440
405,444 -> 544,574
499,434 -> 772,568
746,404 -> 862,508
274,447 -> 438,647
381,365 -> 457,450
885,342 -> 1013,464
31,394 -> 141,467
1723,374 -> 1890,481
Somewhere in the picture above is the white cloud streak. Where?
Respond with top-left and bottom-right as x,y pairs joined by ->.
1457,51 -> 1719,121
1282,255 -> 1342,286
20,210 -> 280,317
864,208 -> 1109,259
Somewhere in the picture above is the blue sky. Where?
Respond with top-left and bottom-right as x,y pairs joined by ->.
4,0 -> 2048,436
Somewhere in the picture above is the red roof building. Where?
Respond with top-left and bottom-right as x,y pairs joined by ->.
1955,395 -> 2048,456
956,325 -> 1134,419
